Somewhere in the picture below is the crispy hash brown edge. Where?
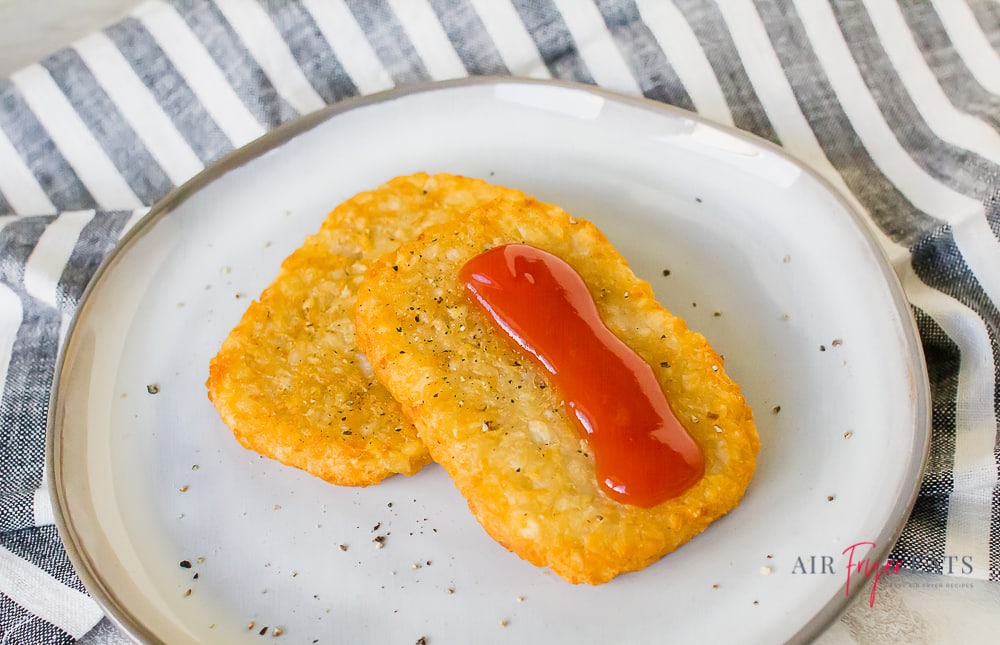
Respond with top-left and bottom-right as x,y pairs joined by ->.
355,196 -> 760,584
206,173 -> 524,486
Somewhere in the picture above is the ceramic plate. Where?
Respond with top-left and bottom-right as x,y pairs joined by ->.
48,79 -> 929,644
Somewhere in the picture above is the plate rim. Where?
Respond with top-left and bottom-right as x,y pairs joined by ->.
45,76 -> 932,645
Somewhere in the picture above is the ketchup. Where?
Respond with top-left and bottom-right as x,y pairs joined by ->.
460,244 -> 704,507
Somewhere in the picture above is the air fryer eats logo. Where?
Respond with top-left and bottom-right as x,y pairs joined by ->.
793,541 -> 974,607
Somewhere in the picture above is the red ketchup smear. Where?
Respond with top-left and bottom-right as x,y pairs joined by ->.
460,244 -> 705,507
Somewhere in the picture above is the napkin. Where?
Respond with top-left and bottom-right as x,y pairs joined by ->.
1,0 -> 998,642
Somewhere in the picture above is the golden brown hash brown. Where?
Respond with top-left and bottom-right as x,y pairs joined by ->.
355,196 -> 759,584
207,173 -> 525,486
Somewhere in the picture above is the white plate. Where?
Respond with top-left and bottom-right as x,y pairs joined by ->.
48,79 -> 929,644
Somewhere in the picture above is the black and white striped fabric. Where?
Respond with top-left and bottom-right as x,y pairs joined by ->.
0,0 -> 998,641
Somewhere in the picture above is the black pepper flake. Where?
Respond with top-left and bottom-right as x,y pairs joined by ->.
373,522 -> 381,531
832,338 -> 843,347
392,265 -> 399,271
260,626 -> 269,636
339,544 -> 348,551
659,361 -> 670,368
146,384 -> 160,395
820,345 -> 826,351
179,560 -> 192,569
772,405 -> 781,414
827,495 -> 835,502
662,269 -> 671,276
416,638 -> 428,645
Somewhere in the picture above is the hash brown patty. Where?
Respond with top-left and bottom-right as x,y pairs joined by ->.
355,196 -> 759,583
207,173 -> 521,485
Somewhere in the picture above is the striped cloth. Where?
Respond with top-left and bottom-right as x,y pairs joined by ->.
0,0 -> 998,641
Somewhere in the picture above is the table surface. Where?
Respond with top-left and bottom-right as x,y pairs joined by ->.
2,1 -> 999,644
